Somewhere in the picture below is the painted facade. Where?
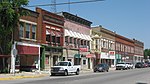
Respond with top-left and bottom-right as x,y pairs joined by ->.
92,26 -> 116,67
61,12 -> 94,70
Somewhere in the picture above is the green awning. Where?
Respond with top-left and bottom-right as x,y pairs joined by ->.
74,54 -> 81,58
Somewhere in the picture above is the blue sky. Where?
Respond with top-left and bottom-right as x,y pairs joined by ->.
28,0 -> 150,49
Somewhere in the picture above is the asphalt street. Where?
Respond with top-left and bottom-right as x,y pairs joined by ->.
1,68 -> 150,84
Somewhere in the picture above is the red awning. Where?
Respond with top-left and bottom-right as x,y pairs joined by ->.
86,54 -> 95,58
17,45 -> 39,55
56,32 -> 61,37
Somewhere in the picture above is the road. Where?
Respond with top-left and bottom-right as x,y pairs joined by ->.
1,68 -> 150,84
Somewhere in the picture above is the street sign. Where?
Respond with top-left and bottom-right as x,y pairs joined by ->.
13,49 -> 18,56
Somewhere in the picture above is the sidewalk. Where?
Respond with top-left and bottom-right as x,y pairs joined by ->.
0,71 -> 48,81
0,67 -> 116,81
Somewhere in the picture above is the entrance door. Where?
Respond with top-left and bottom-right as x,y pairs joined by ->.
53,56 -> 58,66
45,55 -> 50,70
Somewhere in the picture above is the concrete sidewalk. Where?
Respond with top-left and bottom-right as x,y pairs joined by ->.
0,67 -> 116,81
0,72 -> 48,81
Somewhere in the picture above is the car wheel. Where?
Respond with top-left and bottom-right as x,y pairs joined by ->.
64,70 -> 68,76
76,69 -> 79,75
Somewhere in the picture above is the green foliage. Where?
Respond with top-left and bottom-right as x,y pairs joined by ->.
0,0 -> 29,55
144,49 -> 150,59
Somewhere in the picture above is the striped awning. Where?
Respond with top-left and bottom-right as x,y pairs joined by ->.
64,29 -> 92,41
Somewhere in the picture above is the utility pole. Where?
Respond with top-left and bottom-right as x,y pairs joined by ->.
68,0 -> 70,12
51,0 -> 56,13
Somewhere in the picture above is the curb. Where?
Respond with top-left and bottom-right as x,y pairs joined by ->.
0,74 -> 48,81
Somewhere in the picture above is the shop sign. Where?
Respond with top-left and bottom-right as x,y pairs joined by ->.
79,48 -> 88,52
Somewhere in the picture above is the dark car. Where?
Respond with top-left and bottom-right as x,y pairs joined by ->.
93,63 -> 109,72
147,62 -> 150,67
135,62 -> 144,68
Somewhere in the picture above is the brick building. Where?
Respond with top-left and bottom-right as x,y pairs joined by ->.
36,8 -> 64,70
14,8 -> 40,71
115,34 -> 134,64
133,39 -> 144,63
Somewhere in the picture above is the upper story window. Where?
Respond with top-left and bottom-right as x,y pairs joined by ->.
74,38 -> 77,44
25,23 -> 30,38
46,35 -> 50,42
65,36 -> 68,43
32,25 -> 36,39
19,20 -> 37,40
19,22 -> 24,38
70,37 -> 73,43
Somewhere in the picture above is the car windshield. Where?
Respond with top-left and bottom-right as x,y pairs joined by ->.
56,62 -> 68,66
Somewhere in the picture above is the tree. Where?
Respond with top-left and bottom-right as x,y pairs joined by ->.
0,0 -> 29,55
144,49 -> 150,59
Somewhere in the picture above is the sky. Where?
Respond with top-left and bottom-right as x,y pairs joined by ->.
28,0 -> 150,49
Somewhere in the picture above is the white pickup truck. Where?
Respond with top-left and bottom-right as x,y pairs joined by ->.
116,62 -> 128,70
51,61 -> 81,76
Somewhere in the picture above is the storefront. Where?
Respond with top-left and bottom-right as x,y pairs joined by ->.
86,54 -> 95,69
41,45 -> 63,71
63,49 -> 79,64
101,51 -> 115,67
16,42 -> 40,72
115,54 -> 122,64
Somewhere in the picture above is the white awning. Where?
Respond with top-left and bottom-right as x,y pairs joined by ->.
84,34 -> 90,40
86,35 -> 92,41
73,31 -> 79,38
64,29 -> 70,36
80,33 -> 87,40
69,30 -> 75,37
64,29 -> 92,41
46,30 -> 50,35
76,32 -> 82,39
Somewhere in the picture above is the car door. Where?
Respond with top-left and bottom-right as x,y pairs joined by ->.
68,62 -> 73,72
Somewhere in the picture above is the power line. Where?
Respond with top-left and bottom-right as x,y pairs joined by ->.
25,0 -> 104,8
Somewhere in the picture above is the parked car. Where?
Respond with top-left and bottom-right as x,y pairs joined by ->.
51,61 -> 81,76
147,62 -> 150,67
135,62 -> 144,68
93,63 -> 109,72
116,62 -> 128,70
126,62 -> 134,69
143,62 -> 149,67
